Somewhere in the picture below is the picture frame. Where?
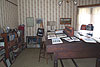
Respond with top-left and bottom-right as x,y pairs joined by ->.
26,17 -> 34,27
60,18 -> 71,25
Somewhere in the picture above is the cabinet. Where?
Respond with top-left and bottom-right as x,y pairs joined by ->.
26,36 -> 41,48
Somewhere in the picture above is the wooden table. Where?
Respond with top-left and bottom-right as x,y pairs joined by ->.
45,38 -> 100,67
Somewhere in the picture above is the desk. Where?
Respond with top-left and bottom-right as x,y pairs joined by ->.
45,38 -> 100,67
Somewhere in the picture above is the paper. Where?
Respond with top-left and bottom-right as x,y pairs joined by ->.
56,34 -> 67,38
52,38 -> 63,44
55,30 -> 63,34
71,37 -> 80,41
81,37 -> 96,43
92,37 -> 100,43
48,34 -> 56,39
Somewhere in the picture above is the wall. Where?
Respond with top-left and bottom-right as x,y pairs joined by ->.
0,0 -> 18,29
18,0 -> 100,36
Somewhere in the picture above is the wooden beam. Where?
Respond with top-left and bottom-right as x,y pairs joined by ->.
6,0 -> 17,6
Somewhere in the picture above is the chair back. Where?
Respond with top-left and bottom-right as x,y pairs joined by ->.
37,28 -> 44,37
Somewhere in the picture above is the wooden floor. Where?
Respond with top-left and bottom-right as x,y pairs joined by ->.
11,48 -> 96,67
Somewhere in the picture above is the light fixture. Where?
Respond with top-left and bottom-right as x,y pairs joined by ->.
58,0 -> 77,6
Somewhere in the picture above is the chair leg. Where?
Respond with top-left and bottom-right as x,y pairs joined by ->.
38,49 -> 41,62
46,54 -> 48,64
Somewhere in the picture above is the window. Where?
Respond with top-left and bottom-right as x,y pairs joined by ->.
77,6 -> 100,37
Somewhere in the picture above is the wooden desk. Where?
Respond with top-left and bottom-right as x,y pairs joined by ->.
45,38 -> 100,67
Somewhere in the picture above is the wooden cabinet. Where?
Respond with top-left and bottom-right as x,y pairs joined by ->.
26,36 -> 41,48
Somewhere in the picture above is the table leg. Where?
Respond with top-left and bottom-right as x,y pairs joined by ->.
54,59 -> 58,67
60,59 -> 64,67
96,58 -> 100,67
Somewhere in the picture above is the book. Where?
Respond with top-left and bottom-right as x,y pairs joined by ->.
0,61 -> 6,67
0,42 -> 4,47
6,59 -> 11,67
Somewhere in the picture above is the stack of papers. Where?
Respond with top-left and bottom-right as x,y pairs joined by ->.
52,38 -> 63,44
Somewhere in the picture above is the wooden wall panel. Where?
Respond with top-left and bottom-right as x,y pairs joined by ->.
0,0 -> 18,29
18,0 -> 100,36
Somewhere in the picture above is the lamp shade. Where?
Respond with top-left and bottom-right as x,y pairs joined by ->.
47,21 -> 56,26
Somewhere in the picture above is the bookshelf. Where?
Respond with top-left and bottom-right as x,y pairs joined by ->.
1,31 -> 26,64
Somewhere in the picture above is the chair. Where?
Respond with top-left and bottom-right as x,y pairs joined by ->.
86,24 -> 94,31
80,25 -> 86,30
38,28 -> 52,63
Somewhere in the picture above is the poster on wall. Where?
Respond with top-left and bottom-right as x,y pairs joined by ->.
26,17 -> 34,27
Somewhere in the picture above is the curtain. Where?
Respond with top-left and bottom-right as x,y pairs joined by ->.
93,7 -> 100,37
77,8 -> 91,30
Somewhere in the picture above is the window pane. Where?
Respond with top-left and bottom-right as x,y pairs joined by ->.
93,7 -> 100,37
78,8 -> 91,30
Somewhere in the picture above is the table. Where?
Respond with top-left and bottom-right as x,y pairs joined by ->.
45,38 -> 100,67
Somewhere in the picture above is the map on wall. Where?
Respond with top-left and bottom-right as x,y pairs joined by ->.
60,18 -> 71,25
26,17 -> 34,27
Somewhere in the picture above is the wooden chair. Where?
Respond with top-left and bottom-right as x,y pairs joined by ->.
38,36 -> 52,63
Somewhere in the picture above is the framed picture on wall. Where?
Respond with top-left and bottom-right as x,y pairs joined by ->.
26,17 -> 34,27
60,18 -> 71,25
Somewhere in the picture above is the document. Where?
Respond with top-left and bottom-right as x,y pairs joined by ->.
56,34 -> 67,38
92,37 -> 100,43
52,38 -> 63,44
62,37 -> 74,42
48,34 -> 56,39
81,37 -> 96,43
71,37 -> 80,41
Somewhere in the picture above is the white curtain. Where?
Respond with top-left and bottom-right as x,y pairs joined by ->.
93,7 -> 100,37
78,8 -> 91,30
